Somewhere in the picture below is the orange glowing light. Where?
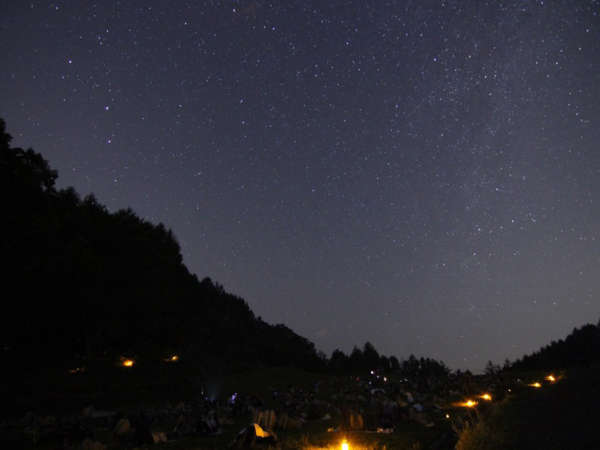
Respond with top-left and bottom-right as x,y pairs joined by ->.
341,440 -> 350,450
455,399 -> 478,408
545,375 -> 556,382
479,393 -> 492,401
122,359 -> 134,367
529,382 -> 542,388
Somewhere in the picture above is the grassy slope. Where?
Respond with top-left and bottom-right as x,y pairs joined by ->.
456,366 -> 600,450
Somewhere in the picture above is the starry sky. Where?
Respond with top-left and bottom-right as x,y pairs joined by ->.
2,0 -> 600,371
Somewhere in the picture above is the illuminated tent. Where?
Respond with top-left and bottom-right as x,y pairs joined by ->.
232,423 -> 278,448
252,423 -> 272,438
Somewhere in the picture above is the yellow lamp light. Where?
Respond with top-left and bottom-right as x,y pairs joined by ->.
122,359 -> 134,367
545,374 -> 556,382
529,382 -> 542,388
479,393 -> 492,401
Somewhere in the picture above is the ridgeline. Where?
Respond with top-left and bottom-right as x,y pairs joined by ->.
4,117 -> 600,448
0,118 -> 323,374
2,118 -> 424,382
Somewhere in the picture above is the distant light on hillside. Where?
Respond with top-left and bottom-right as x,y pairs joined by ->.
546,374 -> 556,382
529,382 -> 542,388
479,393 -> 492,401
455,399 -> 478,408
122,359 -> 134,367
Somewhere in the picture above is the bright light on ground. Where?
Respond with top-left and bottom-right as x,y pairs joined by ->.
456,399 -> 478,408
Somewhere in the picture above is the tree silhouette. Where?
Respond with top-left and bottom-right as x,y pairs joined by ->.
362,341 -> 380,369
329,349 -> 349,371
0,118 -> 327,371
511,322 -> 600,370
2,117 -> 443,376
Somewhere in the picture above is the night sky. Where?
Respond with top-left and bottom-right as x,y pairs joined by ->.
2,1 -> 600,371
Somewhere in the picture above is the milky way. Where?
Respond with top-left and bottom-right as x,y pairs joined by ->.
2,0 -> 599,370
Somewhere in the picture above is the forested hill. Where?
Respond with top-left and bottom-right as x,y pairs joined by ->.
0,118 -> 323,371
510,321 -> 600,371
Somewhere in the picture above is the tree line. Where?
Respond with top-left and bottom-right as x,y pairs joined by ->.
509,321 -> 600,371
2,118 -> 450,377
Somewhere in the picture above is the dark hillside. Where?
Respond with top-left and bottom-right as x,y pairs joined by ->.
510,322 -> 600,371
456,366 -> 600,450
0,118 -> 323,374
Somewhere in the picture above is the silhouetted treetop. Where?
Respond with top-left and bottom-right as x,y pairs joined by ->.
510,322 -> 600,370
1,119 -> 57,193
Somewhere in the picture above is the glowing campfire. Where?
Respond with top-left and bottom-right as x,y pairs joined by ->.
341,439 -> 350,450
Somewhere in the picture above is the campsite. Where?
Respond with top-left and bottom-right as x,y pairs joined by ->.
3,1 -> 600,445
3,114 -> 600,448
5,351 -> 600,449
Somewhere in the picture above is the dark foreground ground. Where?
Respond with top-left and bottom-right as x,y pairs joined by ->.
455,366 -> 600,450
1,361 -> 453,449
3,361 -> 600,449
